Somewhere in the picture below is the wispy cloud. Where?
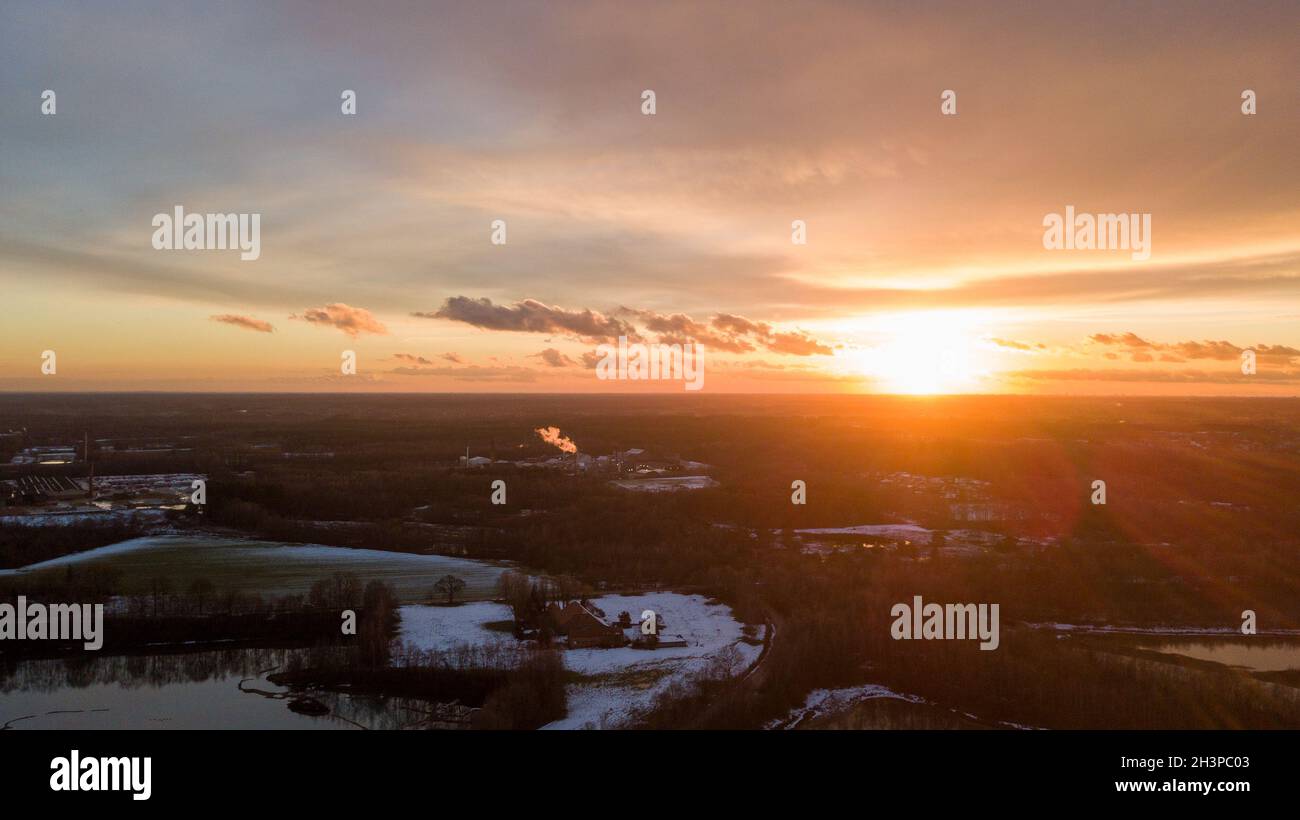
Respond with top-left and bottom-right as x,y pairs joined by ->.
390,364 -> 539,382
210,314 -> 274,333
1009,369 -> 1300,385
530,348 -> 576,368
989,337 -> 1045,352
1088,333 -> 1300,366
392,352 -> 433,365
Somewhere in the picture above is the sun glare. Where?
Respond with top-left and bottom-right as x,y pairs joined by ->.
851,311 -> 992,395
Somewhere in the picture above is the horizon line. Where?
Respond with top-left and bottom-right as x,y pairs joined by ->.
0,390 -> 1297,400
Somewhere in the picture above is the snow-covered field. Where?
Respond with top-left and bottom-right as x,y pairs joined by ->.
0,535 -> 505,602
796,524 -> 934,542
394,592 -> 764,729
610,476 -> 719,492
397,601 -> 516,653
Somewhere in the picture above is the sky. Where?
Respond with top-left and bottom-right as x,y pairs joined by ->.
1,0 -> 1297,394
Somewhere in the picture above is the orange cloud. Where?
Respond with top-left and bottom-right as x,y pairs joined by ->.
530,348 -> 576,368
640,310 -> 833,356
210,314 -> 274,333
1088,333 -> 1300,366
1010,369 -> 1300,384
990,337 -> 1045,352
291,303 -> 387,337
392,353 -> 433,365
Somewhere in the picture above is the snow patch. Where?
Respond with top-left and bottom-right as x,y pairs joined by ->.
391,593 -> 762,729
767,684 -> 925,730
1027,622 -> 1300,637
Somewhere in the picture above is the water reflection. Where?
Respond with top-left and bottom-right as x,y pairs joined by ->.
1145,638 -> 1300,672
0,648 -> 468,729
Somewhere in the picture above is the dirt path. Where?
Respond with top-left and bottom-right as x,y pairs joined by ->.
689,608 -> 783,727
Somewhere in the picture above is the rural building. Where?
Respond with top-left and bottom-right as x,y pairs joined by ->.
628,628 -> 689,649
545,601 -> 628,648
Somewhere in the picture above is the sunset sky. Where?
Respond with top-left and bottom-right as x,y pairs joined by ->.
1,0 -> 1297,394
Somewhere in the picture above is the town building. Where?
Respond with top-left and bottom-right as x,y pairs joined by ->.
16,475 -> 87,502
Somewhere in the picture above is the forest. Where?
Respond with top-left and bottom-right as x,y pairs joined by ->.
2,392 -> 1298,728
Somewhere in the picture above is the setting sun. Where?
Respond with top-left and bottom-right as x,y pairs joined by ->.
850,311 -> 991,394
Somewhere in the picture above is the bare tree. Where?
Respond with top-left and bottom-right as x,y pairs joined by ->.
433,574 -> 466,606
309,572 -> 362,610
148,576 -> 172,617
496,570 -> 533,616
188,577 -> 215,615
556,574 -> 592,600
